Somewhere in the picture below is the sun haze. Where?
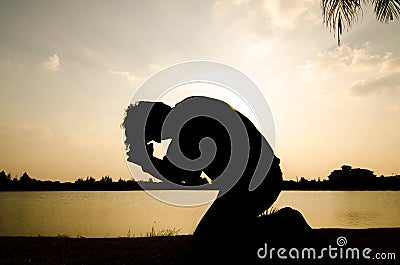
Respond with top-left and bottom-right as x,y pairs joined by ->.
0,0 -> 399,182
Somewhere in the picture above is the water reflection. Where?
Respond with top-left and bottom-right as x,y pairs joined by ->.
0,191 -> 399,237
272,191 -> 400,228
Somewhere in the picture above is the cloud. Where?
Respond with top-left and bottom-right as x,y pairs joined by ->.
232,0 -> 251,5
261,0 -> 316,31
385,104 -> 399,112
42,54 -> 60,71
298,44 -> 400,97
245,39 -> 274,58
348,72 -> 400,96
148,63 -> 162,72
109,69 -> 138,83
229,0 -> 317,32
0,123 -> 53,141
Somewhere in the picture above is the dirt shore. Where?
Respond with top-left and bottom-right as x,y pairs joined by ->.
1,228 -> 398,265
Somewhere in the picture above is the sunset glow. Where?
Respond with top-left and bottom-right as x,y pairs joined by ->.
0,0 -> 399,182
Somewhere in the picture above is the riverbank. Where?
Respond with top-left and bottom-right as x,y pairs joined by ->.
1,228 -> 398,265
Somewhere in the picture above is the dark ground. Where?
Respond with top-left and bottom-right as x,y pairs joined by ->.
0,229 -> 399,265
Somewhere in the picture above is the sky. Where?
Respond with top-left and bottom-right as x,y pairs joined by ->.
0,0 -> 399,182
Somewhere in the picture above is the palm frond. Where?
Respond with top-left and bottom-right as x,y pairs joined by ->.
321,0 -> 363,45
372,0 -> 400,22
321,0 -> 400,45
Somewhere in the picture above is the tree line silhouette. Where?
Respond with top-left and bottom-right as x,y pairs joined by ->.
0,171 -> 142,191
1,165 -> 399,191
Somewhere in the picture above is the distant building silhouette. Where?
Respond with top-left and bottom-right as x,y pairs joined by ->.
328,165 -> 376,189
328,165 -> 376,183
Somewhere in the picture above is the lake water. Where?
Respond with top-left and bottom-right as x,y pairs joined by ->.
0,191 -> 399,237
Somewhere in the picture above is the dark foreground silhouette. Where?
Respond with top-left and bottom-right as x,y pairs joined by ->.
1,229 -> 399,265
123,96 -> 318,262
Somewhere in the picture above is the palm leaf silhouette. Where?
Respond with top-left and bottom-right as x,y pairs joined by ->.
321,0 -> 400,45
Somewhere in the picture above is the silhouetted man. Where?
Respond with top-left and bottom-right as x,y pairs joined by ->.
123,96 -> 313,263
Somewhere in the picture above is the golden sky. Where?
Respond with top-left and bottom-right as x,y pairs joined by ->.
0,0 -> 399,182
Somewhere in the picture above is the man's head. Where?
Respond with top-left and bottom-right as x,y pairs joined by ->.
122,101 -> 171,166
